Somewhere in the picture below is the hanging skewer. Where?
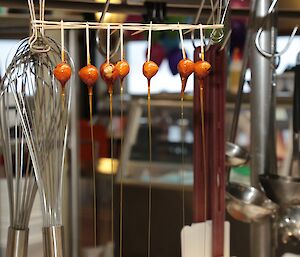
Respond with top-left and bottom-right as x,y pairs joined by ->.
115,24 -> 130,257
54,20 -> 72,104
142,21 -> 159,257
78,22 -> 99,248
100,24 -> 118,252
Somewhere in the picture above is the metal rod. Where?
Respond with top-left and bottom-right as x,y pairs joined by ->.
250,0 -> 273,256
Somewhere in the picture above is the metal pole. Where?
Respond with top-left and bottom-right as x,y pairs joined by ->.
69,29 -> 80,257
250,0 -> 273,256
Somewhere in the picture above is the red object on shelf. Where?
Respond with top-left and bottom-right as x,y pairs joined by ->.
193,45 -> 226,257
79,120 -> 109,162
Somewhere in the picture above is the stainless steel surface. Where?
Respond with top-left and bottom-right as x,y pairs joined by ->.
225,1 -> 251,171
6,227 -> 29,257
250,219 -> 275,257
251,0 -> 272,186
225,142 -> 250,167
260,174 -> 300,206
250,0 -> 273,255
43,226 -> 65,257
226,182 -> 276,223
69,29 -> 80,257
278,206 -> 300,243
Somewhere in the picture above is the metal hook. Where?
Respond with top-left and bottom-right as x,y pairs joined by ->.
255,0 -> 298,58
96,0 -> 120,59
267,0 -> 279,15
255,25 -> 298,58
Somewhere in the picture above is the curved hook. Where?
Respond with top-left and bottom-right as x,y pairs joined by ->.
255,0 -> 298,58
96,0 -> 120,59
255,26 -> 298,58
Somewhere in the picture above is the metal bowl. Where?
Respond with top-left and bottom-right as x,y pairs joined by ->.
278,206 -> 300,243
226,142 -> 250,167
260,174 -> 300,206
226,182 -> 277,223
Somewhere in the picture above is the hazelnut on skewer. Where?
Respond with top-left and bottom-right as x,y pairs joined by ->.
54,62 -> 72,95
177,25 -> 194,96
100,62 -> 119,95
115,60 -> 130,83
54,20 -> 72,97
194,60 -> 212,80
143,60 -> 159,87
79,64 -> 99,95
177,59 -> 194,95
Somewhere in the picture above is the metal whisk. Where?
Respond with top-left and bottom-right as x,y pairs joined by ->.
0,39 -> 38,257
3,34 -> 72,257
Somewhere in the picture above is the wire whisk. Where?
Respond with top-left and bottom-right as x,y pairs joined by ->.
3,34 -> 73,257
0,40 -> 38,257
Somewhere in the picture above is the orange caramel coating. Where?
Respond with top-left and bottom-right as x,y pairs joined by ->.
54,62 -> 72,87
115,60 -> 130,80
142,61 -> 159,81
177,59 -> 194,79
78,64 -> 99,88
194,60 -> 212,80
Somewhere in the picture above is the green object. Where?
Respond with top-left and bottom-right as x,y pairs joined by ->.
230,166 -> 250,185
231,165 -> 250,176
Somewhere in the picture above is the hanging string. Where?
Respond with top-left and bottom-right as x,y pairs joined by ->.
86,22 -> 97,248
119,24 -> 124,257
28,0 -> 38,46
27,0 -> 34,22
218,0 -> 223,23
41,0 -> 46,35
106,23 -> 115,253
210,0 -> 216,24
147,21 -> 153,257
199,25 -> 207,256
178,23 -> 186,227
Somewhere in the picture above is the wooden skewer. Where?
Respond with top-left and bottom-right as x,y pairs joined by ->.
120,25 -> 124,60
31,20 -> 224,31
107,24 -> 110,63
147,22 -> 152,62
178,24 -> 187,60
200,25 -> 205,61
86,23 -> 91,65
61,20 -> 65,62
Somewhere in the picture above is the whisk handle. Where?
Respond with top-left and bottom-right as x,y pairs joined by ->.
43,226 -> 65,257
6,227 -> 29,257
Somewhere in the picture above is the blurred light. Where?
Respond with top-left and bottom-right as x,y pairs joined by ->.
95,12 -> 126,23
95,0 -> 126,23
97,158 -> 118,174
